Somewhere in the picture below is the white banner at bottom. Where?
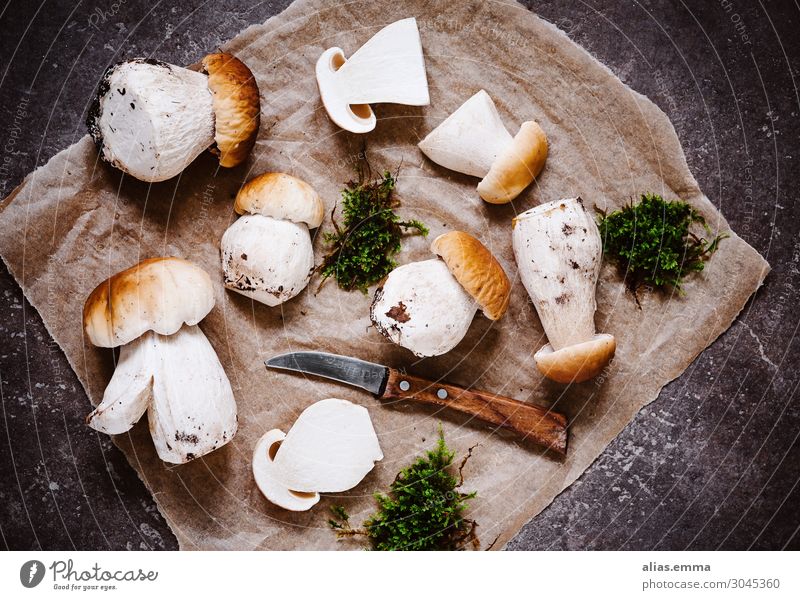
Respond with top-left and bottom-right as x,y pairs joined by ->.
1,551 -> 797,599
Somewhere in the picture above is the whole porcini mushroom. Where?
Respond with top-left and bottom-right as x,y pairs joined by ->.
512,197 -> 616,383
252,399 -> 383,511
316,17 -> 429,134
418,89 -> 548,204
221,173 -> 323,307
83,257 -> 237,463
87,53 -> 260,182
370,231 -> 511,357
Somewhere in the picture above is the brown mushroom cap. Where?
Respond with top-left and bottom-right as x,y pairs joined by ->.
477,121 -> 548,204
234,172 -> 324,228
202,53 -> 260,168
534,333 -> 616,383
430,231 -> 511,320
83,257 -> 215,348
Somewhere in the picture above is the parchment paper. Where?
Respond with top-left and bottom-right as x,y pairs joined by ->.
0,0 -> 769,550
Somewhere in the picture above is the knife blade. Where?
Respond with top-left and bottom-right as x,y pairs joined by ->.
266,351 -> 568,454
266,351 -> 389,395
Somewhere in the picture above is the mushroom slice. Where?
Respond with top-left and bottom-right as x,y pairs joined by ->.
512,197 -> 616,383
87,54 -> 259,182
418,89 -> 548,204
273,399 -> 383,493
221,173 -> 322,308
370,259 -> 477,357
84,258 -> 238,463
316,17 -> 429,133
252,429 -> 320,511
221,215 -> 315,307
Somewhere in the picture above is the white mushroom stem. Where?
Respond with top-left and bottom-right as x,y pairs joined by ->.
512,198 -> 601,350
220,215 -> 315,307
91,60 -> 215,182
418,90 -> 512,178
316,17 -> 429,133
87,325 -> 237,464
370,260 -> 478,357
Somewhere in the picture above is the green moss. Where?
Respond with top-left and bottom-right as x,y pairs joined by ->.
328,430 -> 477,551
319,169 -> 428,294
597,193 -> 727,296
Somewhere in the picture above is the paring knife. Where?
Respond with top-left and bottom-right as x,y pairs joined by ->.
265,351 -> 568,455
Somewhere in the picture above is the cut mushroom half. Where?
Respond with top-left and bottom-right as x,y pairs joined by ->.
221,173 -> 323,307
252,399 -> 382,511
316,17 -> 429,133
370,231 -> 511,357
252,430 -> 320,511
87,53 -> 260,182
512,197 -> 616,383
84,257 -> 238,463
418,89 -> 548,204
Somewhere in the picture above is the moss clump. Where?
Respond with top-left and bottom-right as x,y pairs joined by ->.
319,169 -> 428,294
597,193 -> 727,296
328,430 -> 477,551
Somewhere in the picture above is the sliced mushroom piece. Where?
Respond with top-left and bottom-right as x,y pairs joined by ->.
418,89 -> 548,204
316,17 -> 429,133
221,173 -> 323,307
370,231 -> 511,357
84,257 -> 238,463
512,197 -> 616,383
87,54 -> 259,182
272,399 -> 383,493
252,430 -> 320,512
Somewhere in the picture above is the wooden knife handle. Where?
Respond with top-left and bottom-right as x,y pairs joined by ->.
381,369 -> 568,455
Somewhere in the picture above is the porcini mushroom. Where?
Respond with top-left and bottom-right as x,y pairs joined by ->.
316,17 -> 429,134
512,197 -> 616,383
252,399 -> 382,511
418,89 -> 548,204
83,257 -> 237,463
87,53 -> 260,182
220,173 -> 323,307
370,231 -> 511,357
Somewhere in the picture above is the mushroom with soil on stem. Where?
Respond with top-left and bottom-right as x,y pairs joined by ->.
252,398 -> 383,511
316,17 -> 429,134
87,53 -> 260,182
220,173 -> 324,307
512,197 -> 616,383
418,89 -> 548,204
370,231 -> 511,357
83,257 -> 237,464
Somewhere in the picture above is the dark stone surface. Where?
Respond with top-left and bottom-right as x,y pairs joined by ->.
0,0 -> 797,550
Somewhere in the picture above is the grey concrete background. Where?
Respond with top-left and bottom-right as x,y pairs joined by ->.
0,0 -> 798,551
